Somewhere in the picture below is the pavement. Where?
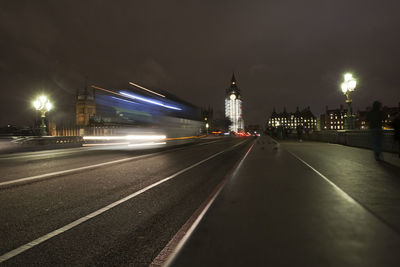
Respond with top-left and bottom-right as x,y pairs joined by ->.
169,136 -> 400,267
2,135 -> 400,266
0,137 -> 252,266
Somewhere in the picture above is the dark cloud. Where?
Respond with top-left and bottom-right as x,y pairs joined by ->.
0,0 -> 399,126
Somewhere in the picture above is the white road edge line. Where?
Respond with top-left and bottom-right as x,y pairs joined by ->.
0,152 -> 157,188
0,139 -> 226,188
197,140 -> 221,146
0,139 -> 248,263
0,147 -> 92,160
161,142 -> 255,267
287,150 -> 357,204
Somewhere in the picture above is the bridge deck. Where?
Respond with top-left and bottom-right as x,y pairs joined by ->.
170,137 -> 400,267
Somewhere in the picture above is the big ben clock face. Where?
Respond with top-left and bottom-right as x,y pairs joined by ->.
230,94 -> 236,100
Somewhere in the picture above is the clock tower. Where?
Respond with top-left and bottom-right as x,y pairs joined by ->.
225,73 -> 244,132
76,84 -> 96,126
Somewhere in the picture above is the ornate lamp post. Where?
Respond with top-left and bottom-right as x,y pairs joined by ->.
33,95 -> 53,136
341,73 -> 357,130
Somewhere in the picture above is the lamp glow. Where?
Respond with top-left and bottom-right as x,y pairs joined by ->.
340,73 -> 357,129
344,73 -> 353,81
33,100 -> 41,110
341,73 -> 357,95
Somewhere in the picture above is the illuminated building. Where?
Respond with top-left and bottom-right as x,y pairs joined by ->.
356,102 -> 400,130
321,105 -> 346,130
381,104 -> 400,129
267,107 -> 317,130
225,73 -> 244,132
76,85 -> 96,126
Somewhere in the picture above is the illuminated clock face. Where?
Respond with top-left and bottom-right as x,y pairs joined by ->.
230,94 -> 236,100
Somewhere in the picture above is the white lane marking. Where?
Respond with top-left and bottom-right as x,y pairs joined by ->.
197,140 -> 222,146
162,142 -> 255,267
287,150 -> 357,204
0,139 -> 249,263
0,152 -> 160,188
0,137 -> 224,160
0,147 -> 91,160
0,138 -> 234,188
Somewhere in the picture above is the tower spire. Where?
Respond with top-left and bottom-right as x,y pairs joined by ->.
84,76 -> 89,96
231,72 -> 237,85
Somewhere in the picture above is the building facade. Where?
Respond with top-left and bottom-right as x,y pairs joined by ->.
356,102 -> 400,130
225,73 -> 244,132
76,86 -> 96,126
321,102 -> 400,130
267,107 -> 317,130
320,105 -> 346,130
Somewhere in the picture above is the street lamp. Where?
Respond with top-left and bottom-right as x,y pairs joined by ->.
33,95 -> 53,135
341,73 -> 357,129
206,122 -> 209,135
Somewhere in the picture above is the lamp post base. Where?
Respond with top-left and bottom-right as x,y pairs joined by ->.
344,100 -> 355,130
40,117 -> 47,136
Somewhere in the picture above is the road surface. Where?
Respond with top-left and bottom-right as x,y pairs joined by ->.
0,137 -> 252,266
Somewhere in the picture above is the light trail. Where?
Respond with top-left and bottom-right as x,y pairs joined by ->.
120,91 -> 182,111
82,135 -> 166,141
82,142 -> 129,147
129,81 -> 166,98
127,142 -> 166,147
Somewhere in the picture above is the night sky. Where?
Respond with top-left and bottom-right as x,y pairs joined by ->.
1,0 -> 399,127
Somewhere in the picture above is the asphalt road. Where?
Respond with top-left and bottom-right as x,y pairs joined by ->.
169,137 -> 400,267
0,137 -> 253,266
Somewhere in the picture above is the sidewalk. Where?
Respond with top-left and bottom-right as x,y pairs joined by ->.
383,150 -> 400,168
169,136 -> 400,267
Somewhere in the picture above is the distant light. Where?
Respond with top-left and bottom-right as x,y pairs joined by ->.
230,94 -> 236,100
344,73 -> 353,81
33,95 -> 52,112
341,73 -> 357,94
206,123 -> 209,128
46,102 -> 53,111
120,91 -> 182,110
349,80 -> 356,90
341,83 -> 348,93
129,81 -> 166,98
39,95 -> 47,103
33,100 -> 41,110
